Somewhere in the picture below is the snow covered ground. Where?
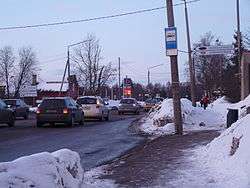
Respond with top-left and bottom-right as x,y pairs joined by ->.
138,98 -> 227,136
166,96 -> 250,187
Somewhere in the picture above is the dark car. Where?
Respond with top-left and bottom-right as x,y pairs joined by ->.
143,98 -> 161,112
0,99 -> 15,127
118,98 -> 140,115
4,99 -> 29,119
36,97 -> 84,127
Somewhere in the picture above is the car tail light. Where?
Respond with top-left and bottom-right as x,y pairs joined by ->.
36,108 -> 41,114
63,108 -> 69,114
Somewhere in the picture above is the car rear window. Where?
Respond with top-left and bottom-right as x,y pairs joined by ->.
77,98 -> 97,105
40,99 -> 66,108
4,100 -> 16,106
120,99 -> 135,104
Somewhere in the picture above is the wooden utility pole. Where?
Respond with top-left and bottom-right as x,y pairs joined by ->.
166,0 -> 183,134
237,0 -> 243,100
183,0 -> 196,107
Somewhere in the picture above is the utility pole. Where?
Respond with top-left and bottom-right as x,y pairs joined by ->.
60,40 -> 89,96
166,0 -> 183,134
183,0 -> 196,107
118,57 -> 121,99
236,0 -> 243,100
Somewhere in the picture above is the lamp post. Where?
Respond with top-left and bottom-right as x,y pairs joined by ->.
147,64 -> 164,86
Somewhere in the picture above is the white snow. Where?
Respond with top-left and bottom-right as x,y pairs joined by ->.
195,114 -> 250,187
139,98 -> 225,136
0,149 -> 84,188
166,96 -> 250,187
207,96 -> 232,121
82,166 -> 117,188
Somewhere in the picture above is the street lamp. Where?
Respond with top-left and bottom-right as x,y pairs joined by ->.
60,40 -> 89,94
147,64 -> 164,85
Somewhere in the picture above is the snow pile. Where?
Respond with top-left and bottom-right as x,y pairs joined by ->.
139,98 -> 224,135
190,114 -> 250,187
208,96 -> 232,121
0,149 -> 84,188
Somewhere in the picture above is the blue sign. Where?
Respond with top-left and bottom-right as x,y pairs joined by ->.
165,27 -> 177,56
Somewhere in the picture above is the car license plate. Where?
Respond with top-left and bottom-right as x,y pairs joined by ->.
46,110 -> 57,113
83,106 -> 90,110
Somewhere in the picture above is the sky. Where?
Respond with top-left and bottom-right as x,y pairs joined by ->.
0,0 -> 249,88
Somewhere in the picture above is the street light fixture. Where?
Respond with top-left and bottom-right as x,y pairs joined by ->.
147,64 -> 164,85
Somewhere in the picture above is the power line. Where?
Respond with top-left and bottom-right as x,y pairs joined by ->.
0,0 -> 201,31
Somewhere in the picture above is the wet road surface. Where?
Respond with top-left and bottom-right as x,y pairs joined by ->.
0,112 -> 145,170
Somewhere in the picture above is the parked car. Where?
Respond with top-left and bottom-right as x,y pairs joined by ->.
4,99 -> 29,119
36,97 -> 84,127
118,98 -> 140,115
76,96 -> 110,121
143,98 -> 159,112
0,99 -> 15,127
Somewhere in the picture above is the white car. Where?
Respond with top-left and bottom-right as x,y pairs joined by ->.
76,96 -> 110,121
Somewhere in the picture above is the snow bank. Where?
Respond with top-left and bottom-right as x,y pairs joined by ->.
208,96 -> 232,121
139,98 -> 224,136
0,149 -> 83,188
198,114 -> 250,187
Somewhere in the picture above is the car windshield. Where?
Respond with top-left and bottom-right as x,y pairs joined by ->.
4,100 -> 16,106
39,99 -> 66,108
77,98 -> 97,105
120,99 -> 135,104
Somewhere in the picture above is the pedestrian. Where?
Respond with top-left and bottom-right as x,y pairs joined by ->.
200,98 -> 204,108
203,95 -> 209,110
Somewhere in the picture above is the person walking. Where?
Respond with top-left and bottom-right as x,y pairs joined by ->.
203,96 -> 209,110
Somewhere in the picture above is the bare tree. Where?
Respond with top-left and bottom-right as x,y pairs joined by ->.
0,46 -> 15,98
14,47 -> 37,97
73,34 -> 116,95
194,32 -> 227,96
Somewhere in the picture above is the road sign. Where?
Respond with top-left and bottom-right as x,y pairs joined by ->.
165,27 -> 177,56
196,45 -> 234,56
20,85 -> 37,97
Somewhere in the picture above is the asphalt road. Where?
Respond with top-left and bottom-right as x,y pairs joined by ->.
0,112 -> 145,170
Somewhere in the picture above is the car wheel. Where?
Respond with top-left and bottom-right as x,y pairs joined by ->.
68,116 -> 74,127
79,114 -> 84,126
8,115 -> 15,127
37,121 -> 43,127
99,113 -> 104,121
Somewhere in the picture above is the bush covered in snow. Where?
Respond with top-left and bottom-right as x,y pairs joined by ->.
0,149 -> 83,188
139,98 -> 224,135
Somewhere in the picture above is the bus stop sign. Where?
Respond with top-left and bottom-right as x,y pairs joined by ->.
165,27 -> 177,56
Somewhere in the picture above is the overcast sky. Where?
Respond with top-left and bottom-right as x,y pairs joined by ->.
0,0 -> 249,87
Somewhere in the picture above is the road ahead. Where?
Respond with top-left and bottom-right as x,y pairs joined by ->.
0,113 -> 145,170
